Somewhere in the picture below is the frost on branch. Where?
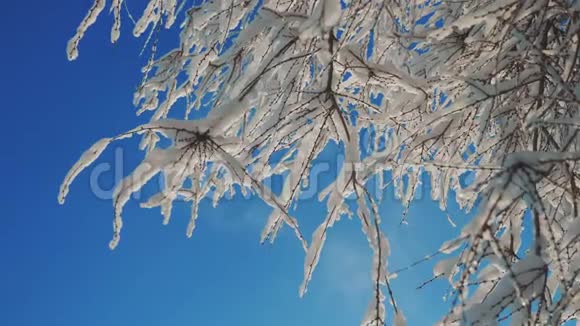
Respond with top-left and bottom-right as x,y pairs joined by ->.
63,0 -> 580,324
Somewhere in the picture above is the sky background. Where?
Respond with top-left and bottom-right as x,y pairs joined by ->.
0,1 -> 468,325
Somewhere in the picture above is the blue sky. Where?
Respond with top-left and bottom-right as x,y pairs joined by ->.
0,1 -> 468,325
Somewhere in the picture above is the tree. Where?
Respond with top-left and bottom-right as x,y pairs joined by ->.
59,0 -> 580,324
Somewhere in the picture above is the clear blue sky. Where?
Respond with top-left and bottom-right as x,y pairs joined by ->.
0,1 -> 468,325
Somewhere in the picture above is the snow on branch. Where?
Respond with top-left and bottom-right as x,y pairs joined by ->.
63,0 -> 580,324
